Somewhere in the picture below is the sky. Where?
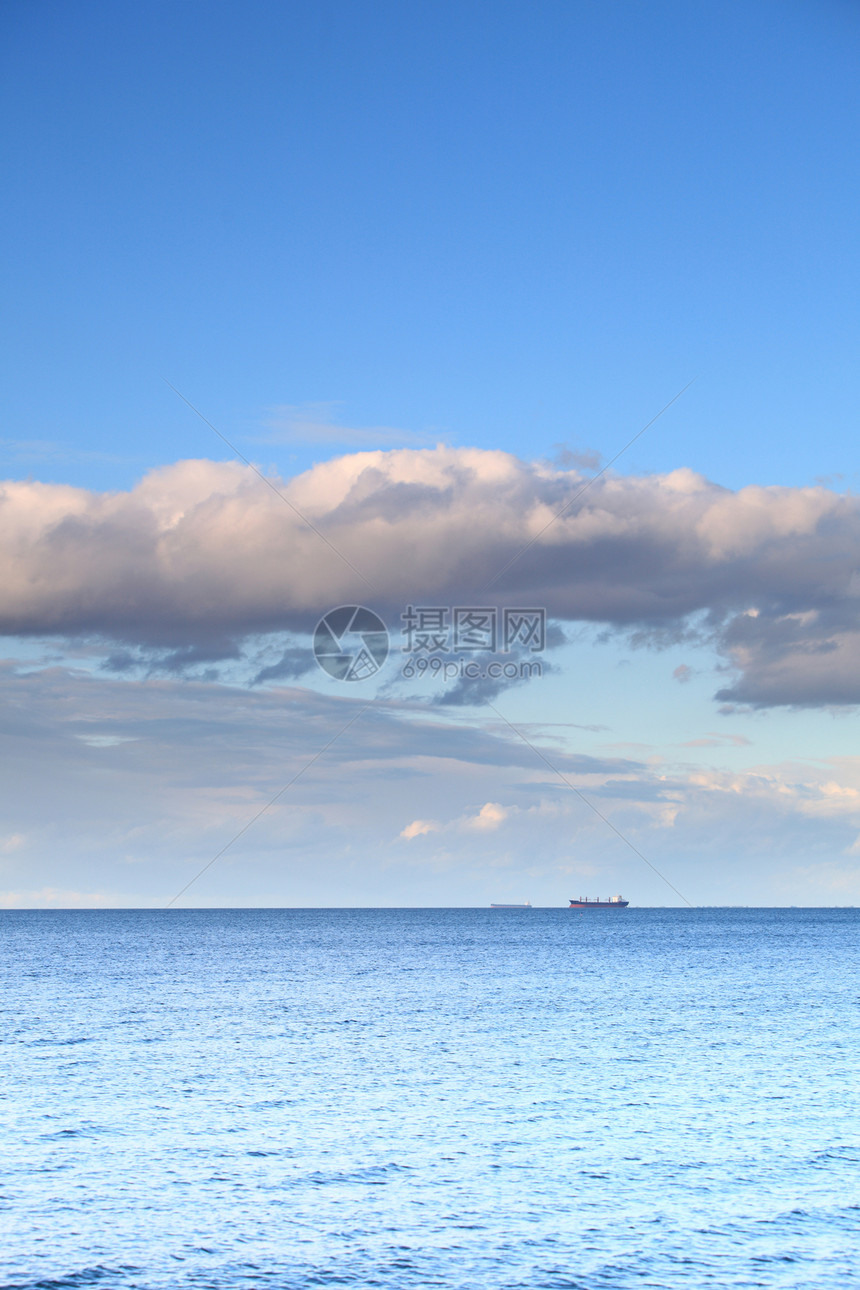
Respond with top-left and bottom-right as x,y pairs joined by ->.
1,0 -> 859,907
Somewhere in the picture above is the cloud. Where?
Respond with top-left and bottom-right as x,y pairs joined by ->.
2,446 -> 860,705
464,801 -> 510,830
0,662 -> 652,905
262,403 -> 439,449
1,660 -> 860,904
550,444 -> 603,471
0,886 -> 115,908
400,819 -> 441,840
681,732 -> 752,749
400,801 -> 523,839
714,612 -> 860,708
252,646 -> 316,686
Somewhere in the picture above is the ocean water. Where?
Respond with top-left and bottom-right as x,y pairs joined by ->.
1,908 -> 858,1290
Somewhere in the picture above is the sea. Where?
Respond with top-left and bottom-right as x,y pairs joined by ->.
1,908 -> 858,1290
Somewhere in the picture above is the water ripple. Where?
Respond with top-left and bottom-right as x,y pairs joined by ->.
1,907 -> 859,1289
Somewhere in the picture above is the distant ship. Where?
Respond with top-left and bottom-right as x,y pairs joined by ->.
569,895 -> 629,909
490,902 -> 532,909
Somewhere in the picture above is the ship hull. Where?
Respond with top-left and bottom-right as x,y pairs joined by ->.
568,900 -> 629,909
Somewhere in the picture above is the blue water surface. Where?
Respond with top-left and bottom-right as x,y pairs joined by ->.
1,908 -> 858,1289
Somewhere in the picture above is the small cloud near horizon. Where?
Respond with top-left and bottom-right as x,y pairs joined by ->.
681,732 -> 752,748
400,819 -> 441,840
464,802 -> 510,830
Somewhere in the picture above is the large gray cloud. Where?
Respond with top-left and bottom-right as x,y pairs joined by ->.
1,447 -> 859,705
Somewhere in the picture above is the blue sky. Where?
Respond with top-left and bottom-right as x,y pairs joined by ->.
1,1 -> 859,906
4,0 -> 859,489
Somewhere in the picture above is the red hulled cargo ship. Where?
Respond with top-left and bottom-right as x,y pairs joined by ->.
569,895 -> 629,909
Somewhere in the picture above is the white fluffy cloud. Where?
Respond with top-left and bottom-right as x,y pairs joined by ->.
2,446 -> 860,705
400,819 -> 441,840
464,802 -> 510,830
